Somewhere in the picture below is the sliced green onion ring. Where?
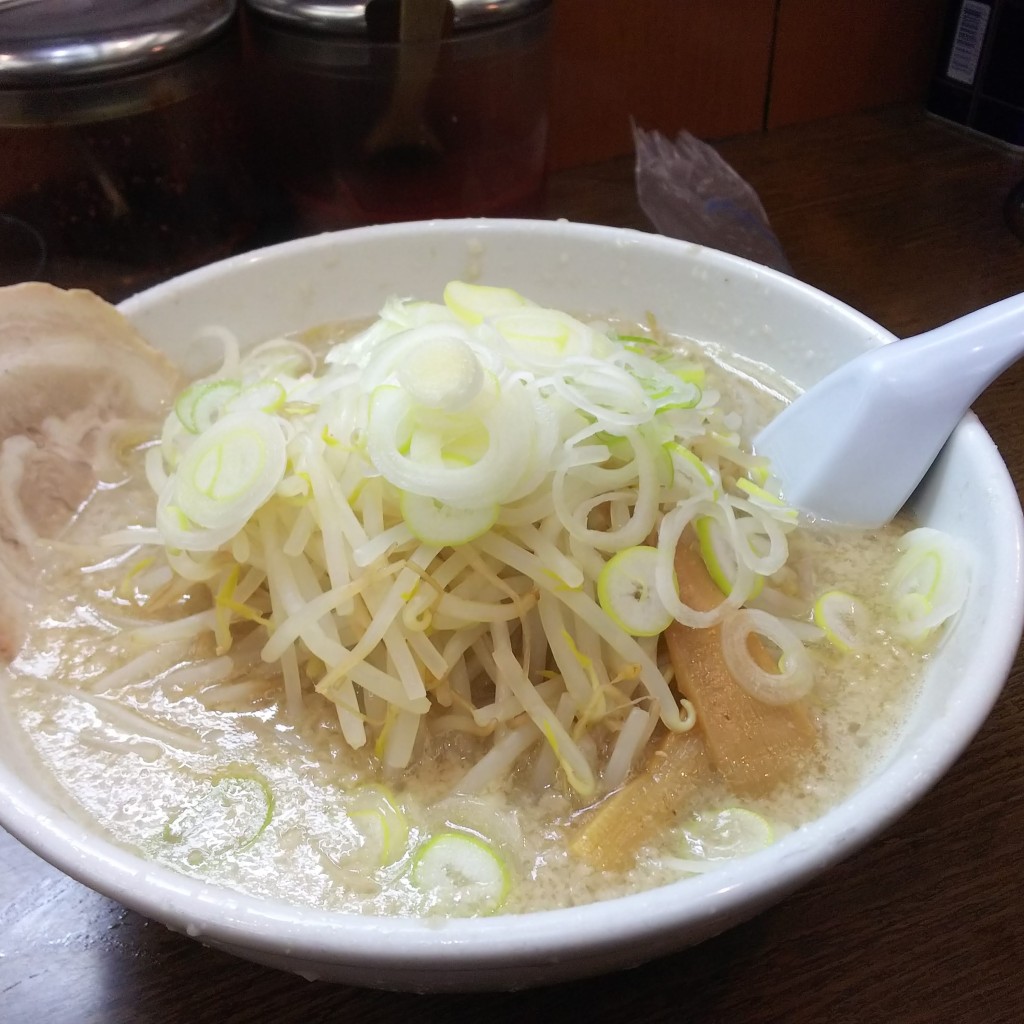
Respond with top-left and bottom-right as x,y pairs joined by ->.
813,590 -> 870,652
665,441 -> 720,497
400,490 -> 499,547
720,608 -> 813,705
347,785 -> 409,866
173,411 -> 287,532
888,527 -> 970,643
411,831 -> 510,916
597,545 -> 674,636
681,807 -> 774,860
162,769 -> 274,860
655,498 -> 743,628
174,378 -> 241,434
695,513 -> 765,600
444,281 -> 531,325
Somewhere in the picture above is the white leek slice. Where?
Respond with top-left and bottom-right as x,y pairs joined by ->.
366,383 -> 533,507
225,378 -> 288,416
347,785 -> 409,866
395,333 -> 483,411
444,281 -> 531,325
411,831 -> 510,915
666,441 -> 720,497
174,378 -> 241,434
888,527 -> 969,643
652,440 -> 675,488
671,359 -> 706,387
813,589 -> 869,652
400,490 -> 498,547
736,477 -> 798,523
597,545 -> 673,636
242,336 -> 317,378
720,608 -> 813,705
615,347 -> 701,410
162,769 -> 274,860
493,307 -> 572,360
681,807 -> 774,860
173,411 -> 287,532
601,432 -> 674,488
695,514 -> 764,600
491,307 -> 599,366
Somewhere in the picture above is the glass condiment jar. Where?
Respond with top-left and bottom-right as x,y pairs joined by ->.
0,0 -> 269,301
242,0 -> 552,235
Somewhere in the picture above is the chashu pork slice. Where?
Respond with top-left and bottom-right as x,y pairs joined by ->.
0,283 -> 182,661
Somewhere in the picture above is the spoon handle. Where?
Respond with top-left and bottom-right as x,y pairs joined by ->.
891,291 -> 1024,411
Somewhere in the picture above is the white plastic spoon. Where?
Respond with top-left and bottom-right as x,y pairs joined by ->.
753,291 -> 1024,527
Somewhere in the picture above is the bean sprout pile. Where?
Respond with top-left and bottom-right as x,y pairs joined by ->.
112,282 -> 968,800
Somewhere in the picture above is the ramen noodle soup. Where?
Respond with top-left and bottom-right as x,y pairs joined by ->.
0,282 -> 968,917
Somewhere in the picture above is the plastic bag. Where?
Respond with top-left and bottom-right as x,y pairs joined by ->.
634,124 -> 792,274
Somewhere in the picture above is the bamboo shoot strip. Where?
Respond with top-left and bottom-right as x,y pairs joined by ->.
573,539 -> 817,869
666,543 -> 816,795
571,732 -> 707,871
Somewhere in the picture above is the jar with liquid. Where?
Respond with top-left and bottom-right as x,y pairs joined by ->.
0,1 -> 268,301
242,0 -> 552,234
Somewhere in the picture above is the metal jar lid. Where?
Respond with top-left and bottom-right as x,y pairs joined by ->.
0,0 -> 236,87
244,0 -> 550,35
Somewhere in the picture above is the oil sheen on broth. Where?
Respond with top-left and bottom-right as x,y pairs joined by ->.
1,317 -> 933,918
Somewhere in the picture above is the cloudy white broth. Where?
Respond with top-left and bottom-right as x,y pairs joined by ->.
0,281 -> 968,917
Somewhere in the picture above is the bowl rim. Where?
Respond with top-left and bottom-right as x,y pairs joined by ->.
3,218 -> 1023,976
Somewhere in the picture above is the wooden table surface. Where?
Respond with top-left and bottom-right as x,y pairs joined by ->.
3,106 -> 1023,1023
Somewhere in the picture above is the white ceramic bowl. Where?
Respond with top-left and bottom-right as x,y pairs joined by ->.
1,219 -> 1022,991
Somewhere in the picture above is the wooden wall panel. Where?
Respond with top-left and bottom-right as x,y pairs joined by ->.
548,0 -> 776,170
767,0 -> 947,128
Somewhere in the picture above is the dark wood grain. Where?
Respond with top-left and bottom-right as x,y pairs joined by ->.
548,0 -> 775,169
766,0 -> 946,129
3,105 -> 1024,1024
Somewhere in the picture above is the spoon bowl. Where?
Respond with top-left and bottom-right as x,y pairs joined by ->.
754,291 -> 1024,526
